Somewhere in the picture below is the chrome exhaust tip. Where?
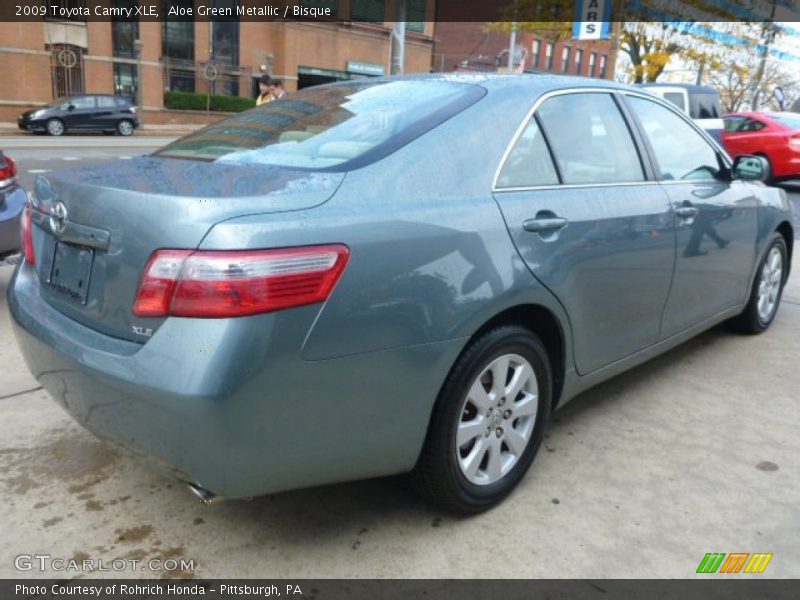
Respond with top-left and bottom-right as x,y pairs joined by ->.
187,482 -> 223,505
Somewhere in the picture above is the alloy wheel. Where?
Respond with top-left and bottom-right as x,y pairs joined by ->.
456,353 -> 538,485
757,246 -> 783,322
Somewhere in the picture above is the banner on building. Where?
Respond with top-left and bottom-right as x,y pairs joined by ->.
572,0 -> 613,40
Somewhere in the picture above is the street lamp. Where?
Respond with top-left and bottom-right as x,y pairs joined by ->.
133,39 -> 144,109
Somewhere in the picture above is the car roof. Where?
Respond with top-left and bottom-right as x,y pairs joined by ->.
362,72 -> 639,96
638,83 -> 718,94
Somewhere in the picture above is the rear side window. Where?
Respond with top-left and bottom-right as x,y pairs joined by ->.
536,93 -> 645,185
628,95 -> 722,181
97,96 -> 116,108
496,117 -> 559,188
156,80 -> 485,170
70,96 -> 95,109
771,113 -> 800,130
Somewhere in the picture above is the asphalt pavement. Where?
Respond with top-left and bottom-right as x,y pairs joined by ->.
0,134 -> 799,579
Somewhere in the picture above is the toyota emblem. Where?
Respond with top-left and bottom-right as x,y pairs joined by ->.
50,201 -> 68,235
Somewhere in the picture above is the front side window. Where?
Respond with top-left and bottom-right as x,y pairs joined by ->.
156,80 -> 484,169
536,93 -> 644,185
723,116 -> 744,132
70,96 -> 95,109
627,95 -> 722,181
496,117 -> 559,188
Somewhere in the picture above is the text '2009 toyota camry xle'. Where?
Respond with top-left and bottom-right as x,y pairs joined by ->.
8,75 -> 793,514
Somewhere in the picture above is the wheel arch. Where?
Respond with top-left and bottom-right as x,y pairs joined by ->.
463,304 -> 567,409
776,220 -> 794,281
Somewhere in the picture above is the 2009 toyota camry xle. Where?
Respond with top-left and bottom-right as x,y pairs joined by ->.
8,75 -> 793,514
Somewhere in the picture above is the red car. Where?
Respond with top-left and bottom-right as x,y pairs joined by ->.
722,112 -> 800,181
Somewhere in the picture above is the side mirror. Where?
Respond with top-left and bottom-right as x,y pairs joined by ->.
732,155 -> 770,182
67,104 -> 76,111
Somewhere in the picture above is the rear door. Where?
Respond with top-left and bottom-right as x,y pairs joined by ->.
624,93 -> 758,338
93,96 -> 118,129
493,91 -> 676,375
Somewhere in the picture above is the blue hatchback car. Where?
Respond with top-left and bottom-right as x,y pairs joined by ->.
8,75 -> 793,513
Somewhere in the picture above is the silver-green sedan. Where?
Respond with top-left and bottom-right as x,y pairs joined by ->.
8,75 -> 794,514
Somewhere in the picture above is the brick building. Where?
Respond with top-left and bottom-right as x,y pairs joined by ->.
0,0 -> 434,126
433,22 -> 616,80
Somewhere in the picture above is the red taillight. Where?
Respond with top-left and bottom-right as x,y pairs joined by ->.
21,204 -> 35,265
133,245 -> 350,318
0,155 -> 17,180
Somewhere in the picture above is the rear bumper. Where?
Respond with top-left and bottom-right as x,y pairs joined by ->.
8,262 -> 462,498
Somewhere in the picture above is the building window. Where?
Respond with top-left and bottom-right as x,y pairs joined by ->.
406,0 -> 426,33
575,48 -> 584,75
112,1 -> 139,58
163,0 -> 195,92
48,44 -> 85,99
599,54 -> 608,78
351,0 -> 385,22
211,1 -> 239,66
545,43 -> 553,70
589,52 -> 597,77
299,0 -> 337,16
561,46 -> 571,73
114,62 -> 138,101
531,39 -> 541,68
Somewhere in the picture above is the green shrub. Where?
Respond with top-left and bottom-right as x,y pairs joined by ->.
164,91 -> 256,113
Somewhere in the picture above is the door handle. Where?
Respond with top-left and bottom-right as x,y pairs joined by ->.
523,216 -> 568,233
675,206 -> 698,218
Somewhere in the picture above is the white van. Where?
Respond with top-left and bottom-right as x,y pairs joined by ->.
639,84 -> 724,143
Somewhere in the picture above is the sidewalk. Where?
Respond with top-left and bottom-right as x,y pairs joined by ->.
0,122 -> 203,137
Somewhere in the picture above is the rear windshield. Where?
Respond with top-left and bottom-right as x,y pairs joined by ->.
771,113 -> 800,130
689,93 -> 720,119
156,80 -> 485,170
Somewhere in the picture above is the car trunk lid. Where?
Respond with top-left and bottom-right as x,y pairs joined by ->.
29,156 -> 344,343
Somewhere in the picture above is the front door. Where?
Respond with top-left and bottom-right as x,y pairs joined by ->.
624,94 -> 758,337
61,95 -> 97,130
493,92 -> 676,375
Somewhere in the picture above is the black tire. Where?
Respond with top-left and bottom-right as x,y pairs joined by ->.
410,325 -> 552,514
730,232 -> 788,334
46,118 -> 65,136
117,119 -> 134,136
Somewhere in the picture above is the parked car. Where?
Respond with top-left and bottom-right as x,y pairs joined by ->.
722,111 -> 800,182
0,151 -> 25,257
639,83 -> 724,143
17,95 -> 138,136
8,75 -> 793,514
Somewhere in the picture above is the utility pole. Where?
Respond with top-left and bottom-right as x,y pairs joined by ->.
390,1 -> 406,75
751,0 -> 778,110
508,22 -> 517,71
